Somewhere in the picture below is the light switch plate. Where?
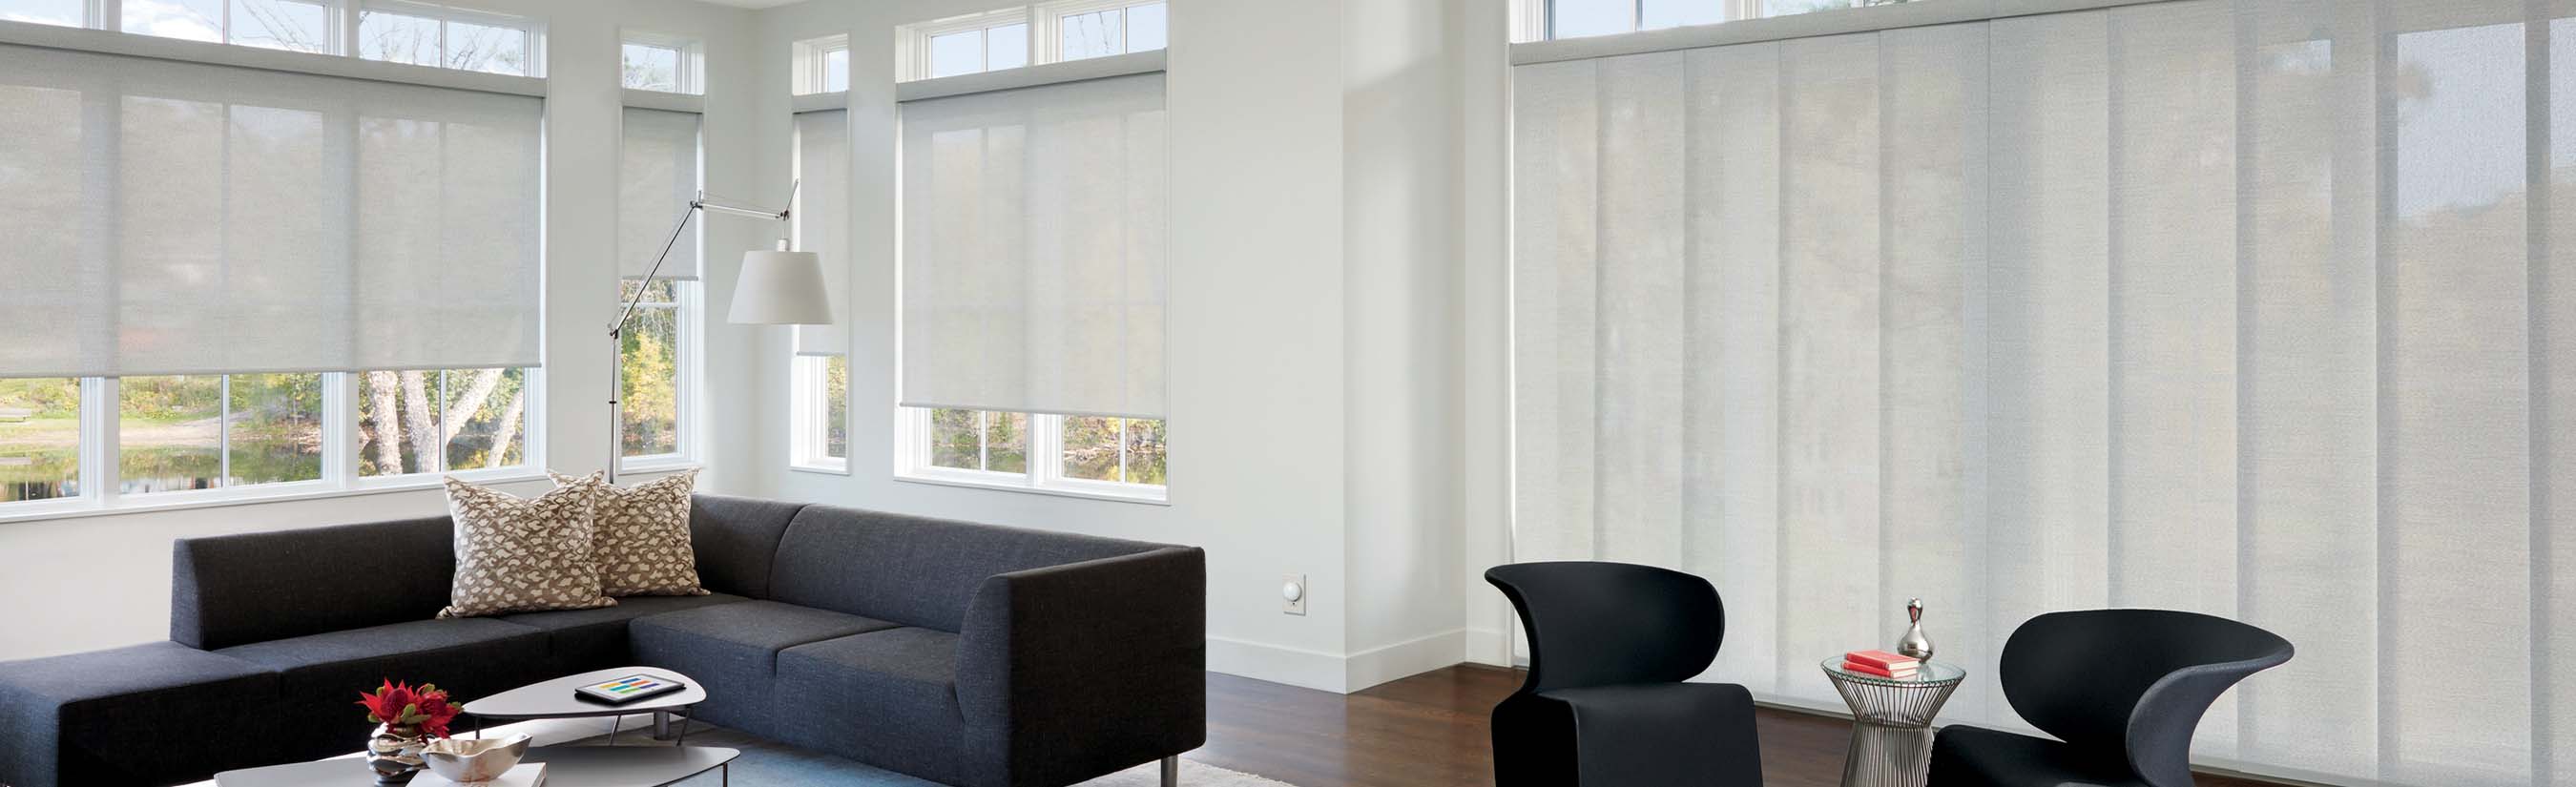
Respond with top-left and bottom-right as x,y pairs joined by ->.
1281,573 -> 1307,615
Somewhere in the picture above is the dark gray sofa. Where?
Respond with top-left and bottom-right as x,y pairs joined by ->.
0,495 -> 1206,787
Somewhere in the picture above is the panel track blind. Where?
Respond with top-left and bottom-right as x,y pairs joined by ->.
899,72 -> 1166,419
619,107 -> 702,281
1509,1 -> 2573,786
795,109 -> 850,355
0,41 -> 543,377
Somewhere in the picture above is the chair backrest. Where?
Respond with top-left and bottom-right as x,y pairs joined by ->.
1485,561 -> 1724,694
1999,609 -> 2294,787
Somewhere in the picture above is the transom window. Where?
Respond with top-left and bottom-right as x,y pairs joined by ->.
1523,0 -> 1906,41
620,31 -> 699,93
900,408 -> 1167,501
897,0 -> 1167,82
793,33 -> 850,95
0,0 -> 541,74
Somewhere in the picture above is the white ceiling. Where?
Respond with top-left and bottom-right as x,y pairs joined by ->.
690,0 -> 805,8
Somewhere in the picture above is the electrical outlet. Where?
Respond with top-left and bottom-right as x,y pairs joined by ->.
1280,573 -> 1307,615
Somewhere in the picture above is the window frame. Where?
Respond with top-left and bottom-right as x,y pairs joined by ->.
789,355 -> 850,474
615,280 -> 701,475
896,7 -> 1029,82
619,29 -> 702,94
354,0 -> 546,77
1029,0 -> 1163,65
1515,0 -> 1775,42
894,409 -> 1168,504
0,369 -> 546,524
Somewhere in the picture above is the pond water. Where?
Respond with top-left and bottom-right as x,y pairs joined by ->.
0,445 -> 323,502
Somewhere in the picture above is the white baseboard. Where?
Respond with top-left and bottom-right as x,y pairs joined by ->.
1206,634 -> 1351,693
1343,629 -> 1467,692
1463,627 -> 1512,667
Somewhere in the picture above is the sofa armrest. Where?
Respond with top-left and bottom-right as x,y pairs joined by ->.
955,546 -> 1205,787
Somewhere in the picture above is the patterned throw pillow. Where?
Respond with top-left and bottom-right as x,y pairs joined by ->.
438,475 -> 616,618
554,469 -> 709,597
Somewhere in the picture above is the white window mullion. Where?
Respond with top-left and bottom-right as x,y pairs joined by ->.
92,377 -> 118,505
217,375 -> 232,487
322,371 -> 353,486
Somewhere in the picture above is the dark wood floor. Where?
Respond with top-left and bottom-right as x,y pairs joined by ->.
1195,664 -> 2277,787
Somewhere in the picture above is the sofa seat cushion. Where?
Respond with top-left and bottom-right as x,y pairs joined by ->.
629,600 -> 898,730
216,617 -> 551,705
1928,724 -> 2150,787
499,592 -> 750,674
0,642 -> 280,787
774,627 -> 966,783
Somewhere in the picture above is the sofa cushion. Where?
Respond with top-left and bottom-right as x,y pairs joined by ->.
438,476 -> 615,618
173,516 -> 455,650
565,469 -> 710,597
775,627 -> 967,784
629,600 -> 898,730
0,642 -> 280,787
498,592 -> 750,674
767,505 -> 1162,631
689,495 -> 809,598
216,617 -> 551,704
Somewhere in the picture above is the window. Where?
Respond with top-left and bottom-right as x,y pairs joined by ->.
1045,0 -> 1163,63
791,356 -> 848,471
359,368 -> 530,477
118,373 -> 322,493
0,0 -> 85,27
794,33 -> 850,95
356,3 -> 537,75
621,32 -> 698,93
124,0 -> 333,52
899,1 -> 1165,81
1522,0 -> 1900,41
900,408 -> 1167,501
618,280 -> 688,464
0,378 -> 82,504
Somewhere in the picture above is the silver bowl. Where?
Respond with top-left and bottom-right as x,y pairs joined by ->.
419,734 -> 532,782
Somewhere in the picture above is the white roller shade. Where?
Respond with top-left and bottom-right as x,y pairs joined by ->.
794,109 -> 849,355
0,41 -> 542,378
1511,2 -> 2573,786
619,107 -> 701,280
899,72 -> 1166,419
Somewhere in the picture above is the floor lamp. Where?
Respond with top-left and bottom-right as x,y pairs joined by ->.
612,182 -> 834,484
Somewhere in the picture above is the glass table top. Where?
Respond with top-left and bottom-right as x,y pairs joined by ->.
1818,656 -> 1966,686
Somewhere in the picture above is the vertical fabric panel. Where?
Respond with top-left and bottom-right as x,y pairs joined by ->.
620,108 -> 702,280
1776,32 -> 1882,700
1592,52 -> 1688,565
1984,11 -> 2114,720
899,72 -> 1167,419
795,110 -> 851,355
1683,43 -> 1782,691
0,42 -> 541,377
2384,11 -> 2533,784
1879,21 -> 1988,722
1512,58 -> 1602,569
2548,19 -> 2576,786
2236,0 -> 2382,772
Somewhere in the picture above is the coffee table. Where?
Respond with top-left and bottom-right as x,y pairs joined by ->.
212,746 -> 738,787
466,667 -> 707,745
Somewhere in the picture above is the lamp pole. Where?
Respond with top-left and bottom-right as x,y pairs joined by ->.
610,183 -> 798,485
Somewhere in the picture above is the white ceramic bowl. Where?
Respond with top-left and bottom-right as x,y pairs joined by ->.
419,734 -> 532,782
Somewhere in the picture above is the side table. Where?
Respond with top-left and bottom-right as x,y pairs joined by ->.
1818,657 -> 1964,787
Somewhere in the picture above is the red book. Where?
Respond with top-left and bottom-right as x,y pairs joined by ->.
1841,660 -> 1918,678
1845,650 -> 1921,671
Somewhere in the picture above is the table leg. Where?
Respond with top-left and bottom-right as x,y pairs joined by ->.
1839,721 -> 1935,787
675,707 -> 690,746
653,710 -> 674,740
608,715 -> 621,746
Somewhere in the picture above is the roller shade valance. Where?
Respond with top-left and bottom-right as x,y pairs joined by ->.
898,72 -> 1167,419
618,107 -> 702,281
0,41 -> 544,378
794,109 -> 850,356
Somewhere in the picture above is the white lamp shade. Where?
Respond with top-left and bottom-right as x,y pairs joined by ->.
729,250 -> 835,325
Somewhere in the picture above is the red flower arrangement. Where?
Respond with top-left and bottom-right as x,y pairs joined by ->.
357,679 -> 460,738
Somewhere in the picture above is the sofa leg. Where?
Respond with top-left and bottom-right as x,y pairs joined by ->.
1160,756 -> 1178,786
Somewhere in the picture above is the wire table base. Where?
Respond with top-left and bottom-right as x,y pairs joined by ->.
1820,658 -> 1965,787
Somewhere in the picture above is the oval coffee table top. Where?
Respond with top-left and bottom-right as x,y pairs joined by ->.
465,667 -> 706,720
214,746 -> 739,787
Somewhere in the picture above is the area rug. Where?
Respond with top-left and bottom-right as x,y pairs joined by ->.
569,724 -> 1298,786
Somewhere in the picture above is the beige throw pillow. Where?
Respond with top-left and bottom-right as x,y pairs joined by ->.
439,475 -> 616,618
554,469 -> 708,597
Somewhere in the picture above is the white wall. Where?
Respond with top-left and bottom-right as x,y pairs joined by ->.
739,0 -> 1488,692
0,0 -> 770,662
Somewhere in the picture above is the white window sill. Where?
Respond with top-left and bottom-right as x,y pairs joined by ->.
615,456 -> 701,477
894,471 -> 1169,506
0,467 -> 551,526
790,459 -> 852,476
